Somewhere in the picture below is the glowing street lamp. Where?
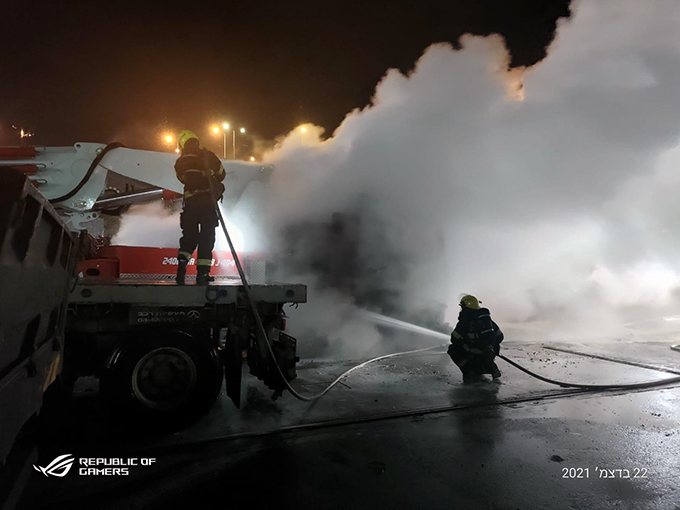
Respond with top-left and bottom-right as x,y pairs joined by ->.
212,123 -> 247,159
162,133 -> 176,153
300,126 -> 307,133
212,122 -> 233,158
14,126 -> 35,145
250,156 -> 255,162
232,128 -> 248,159
210,124 -> 227,158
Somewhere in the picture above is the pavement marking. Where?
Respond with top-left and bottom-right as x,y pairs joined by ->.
544,346 -> 680,376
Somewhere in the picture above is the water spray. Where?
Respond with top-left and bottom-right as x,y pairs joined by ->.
357,312 -> 680,391
357,310 -> 450,341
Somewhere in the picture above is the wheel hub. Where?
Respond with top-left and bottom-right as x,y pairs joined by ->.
131,347 -> 198,410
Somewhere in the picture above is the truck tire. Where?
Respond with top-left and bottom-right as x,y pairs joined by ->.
100,329 -> 223,431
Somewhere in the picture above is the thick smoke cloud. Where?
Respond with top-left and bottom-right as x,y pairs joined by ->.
261,0 -> 680,348
114,0 -> 680,356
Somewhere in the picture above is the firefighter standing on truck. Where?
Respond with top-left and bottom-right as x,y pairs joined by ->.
448,294 -> 504,382
174,130 -> 226,285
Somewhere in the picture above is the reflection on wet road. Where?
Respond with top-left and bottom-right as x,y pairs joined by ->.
16,339 -> 680,510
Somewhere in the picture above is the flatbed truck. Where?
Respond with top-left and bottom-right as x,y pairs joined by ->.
0,145 -> 307,467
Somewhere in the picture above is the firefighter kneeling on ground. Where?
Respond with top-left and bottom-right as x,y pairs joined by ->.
174,130 -> 226,285
448,294 -> 504,382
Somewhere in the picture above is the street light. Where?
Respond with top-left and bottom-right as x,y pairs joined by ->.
210,124 -> 229,158
211,123 -> 247,159
162,133 -> 175,153
233,128 -> 247,158
221,122 -> 230,159
228,127 -> 247,159
301,126 -> 307,133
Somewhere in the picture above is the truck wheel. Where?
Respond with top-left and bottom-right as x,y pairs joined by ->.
100,329 -> 223,431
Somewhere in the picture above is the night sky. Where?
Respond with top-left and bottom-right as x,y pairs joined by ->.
0,0 -> 570,152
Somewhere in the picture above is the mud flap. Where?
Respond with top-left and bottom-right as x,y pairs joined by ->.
247,328 -> 298,395
223,331 -> 243,409
273,332 -> 298,382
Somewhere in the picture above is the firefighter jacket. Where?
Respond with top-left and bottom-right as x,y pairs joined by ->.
175,147 -> 226,200
450,307 -> 504,356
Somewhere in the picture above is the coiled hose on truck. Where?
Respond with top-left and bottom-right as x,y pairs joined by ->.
208,180 -> 680,400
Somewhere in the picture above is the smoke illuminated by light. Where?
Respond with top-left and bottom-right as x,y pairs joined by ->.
506,68 -> 526,101
109,0 -> 680,356
214,211 -> 246,253
112,202 -> 250,255
261,0 -> 680,346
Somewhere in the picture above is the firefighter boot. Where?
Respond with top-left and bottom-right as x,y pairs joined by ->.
196,266 -> 215,285
176,258 -> 187,285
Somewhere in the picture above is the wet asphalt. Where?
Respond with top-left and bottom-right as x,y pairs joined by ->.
13,339 -> 680,510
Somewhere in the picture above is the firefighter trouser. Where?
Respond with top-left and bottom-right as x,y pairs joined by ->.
448,343 -> 497,376
178,197 -> 218,269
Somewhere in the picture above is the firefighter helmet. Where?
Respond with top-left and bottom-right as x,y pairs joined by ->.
460,294 -> 481,309
178,130 -> 199,149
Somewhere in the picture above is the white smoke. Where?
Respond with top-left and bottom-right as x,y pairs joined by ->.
111,201 -> 248,253
111,202 -> 180,248
261,0 -> 680,348
109,0 -> 680,357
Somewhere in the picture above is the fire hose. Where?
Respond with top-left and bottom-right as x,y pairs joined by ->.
209,177 -> 347,401
496,354 -> 680,390
207,179 -> 680,401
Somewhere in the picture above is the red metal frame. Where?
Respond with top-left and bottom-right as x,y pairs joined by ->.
2,164 -> 40,176
162,189 -> 183,201
77,245 -> 261,280
0,147 -> 38,159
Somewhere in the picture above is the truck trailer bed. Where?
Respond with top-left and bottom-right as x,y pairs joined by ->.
70,279 -> 307,306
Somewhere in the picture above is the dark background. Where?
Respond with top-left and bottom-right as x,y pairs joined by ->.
0,0 -> 570,152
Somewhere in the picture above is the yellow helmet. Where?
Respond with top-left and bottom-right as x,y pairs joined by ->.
178,130 -> 199,149
459,294 -> 481,309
